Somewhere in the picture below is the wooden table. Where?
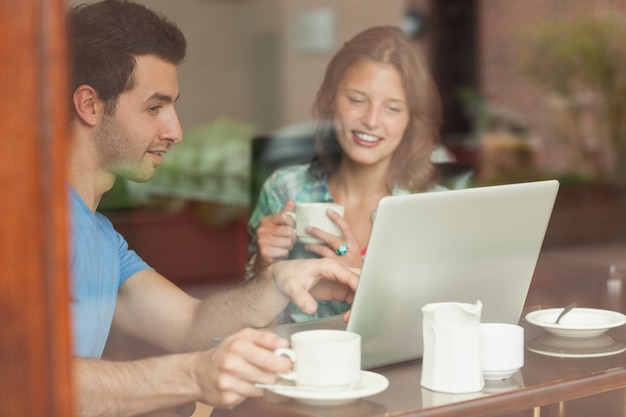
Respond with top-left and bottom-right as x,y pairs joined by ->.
211,313 -> 626,417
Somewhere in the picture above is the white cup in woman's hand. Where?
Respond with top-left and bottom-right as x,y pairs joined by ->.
286,203 -> 344,244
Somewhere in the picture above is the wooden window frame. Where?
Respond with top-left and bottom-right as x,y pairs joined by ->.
0,0 -> 74,415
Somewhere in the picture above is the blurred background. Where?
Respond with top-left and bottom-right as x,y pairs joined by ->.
77,0 -> 626,287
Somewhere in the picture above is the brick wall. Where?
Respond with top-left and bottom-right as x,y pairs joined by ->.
476,0 -> 626,177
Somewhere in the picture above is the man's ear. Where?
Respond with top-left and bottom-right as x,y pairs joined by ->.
72,85 -> 103,127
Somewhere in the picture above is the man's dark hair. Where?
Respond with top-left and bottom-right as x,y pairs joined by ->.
68,0 -> 187,113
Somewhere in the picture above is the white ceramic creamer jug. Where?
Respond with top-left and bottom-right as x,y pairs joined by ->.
420,301 -> 484,394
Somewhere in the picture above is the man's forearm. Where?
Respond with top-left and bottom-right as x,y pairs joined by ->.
183,258 -> 356,351
75,355 -> 200,417
185,264 -> 288,350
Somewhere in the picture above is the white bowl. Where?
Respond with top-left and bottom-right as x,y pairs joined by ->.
525,308 -> 626,338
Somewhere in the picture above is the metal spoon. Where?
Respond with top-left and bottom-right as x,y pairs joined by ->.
554,302 -> 577,324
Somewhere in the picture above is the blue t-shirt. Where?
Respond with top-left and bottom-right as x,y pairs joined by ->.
69,186 -> 151,358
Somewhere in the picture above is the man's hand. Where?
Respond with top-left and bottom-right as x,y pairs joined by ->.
268,258 -> 359,317
75,329 -> 291,415
195,328 -> 291,409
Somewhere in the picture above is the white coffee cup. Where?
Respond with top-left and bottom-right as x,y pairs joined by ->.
480,323 -> 524,380
287,202 -> 344,244
274,329 -> 361,390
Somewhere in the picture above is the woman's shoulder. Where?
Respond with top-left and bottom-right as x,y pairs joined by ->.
265,164 -> 330,201
272,163 -> 311,178
268,164 -> 315,187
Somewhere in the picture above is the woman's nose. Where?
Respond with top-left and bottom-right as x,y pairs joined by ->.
361,105 -> 381,129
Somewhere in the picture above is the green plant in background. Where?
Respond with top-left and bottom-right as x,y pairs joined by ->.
119,118 -> 257,209
457,87 -> 492,135
456,86 -> 540,185
520,16 -> 626,184
97,177 -> 132,211
457,86 -> 528,137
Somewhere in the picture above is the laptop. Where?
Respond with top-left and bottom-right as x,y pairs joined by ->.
271,180 -> 560,369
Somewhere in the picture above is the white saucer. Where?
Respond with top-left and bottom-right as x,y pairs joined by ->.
261,370 -> 389,406
527,333 -> 626,358
525,307 -> 626,338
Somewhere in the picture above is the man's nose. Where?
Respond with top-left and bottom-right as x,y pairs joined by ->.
164,110 -> 183,144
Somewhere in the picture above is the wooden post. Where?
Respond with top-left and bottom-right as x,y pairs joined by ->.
0,0 -> 74,416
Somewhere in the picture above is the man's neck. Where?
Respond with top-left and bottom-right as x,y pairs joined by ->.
67,136 -> 116,213
67,86 -> 126,211
67,174 -> 116,213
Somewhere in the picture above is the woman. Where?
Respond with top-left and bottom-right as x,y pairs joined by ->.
247,26 -> 443,322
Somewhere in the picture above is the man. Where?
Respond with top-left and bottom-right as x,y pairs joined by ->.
67,1 -> 357,415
